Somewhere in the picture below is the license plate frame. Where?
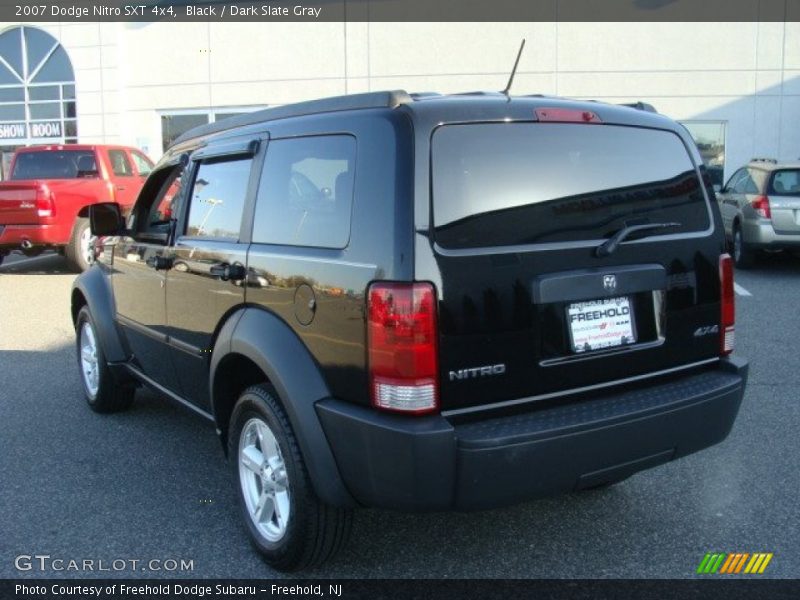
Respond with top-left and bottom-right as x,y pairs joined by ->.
567,296 -> 637,354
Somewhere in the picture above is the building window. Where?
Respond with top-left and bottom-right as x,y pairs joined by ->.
160,107 -> 263,152
680,121 -> 726,187
0,26 -> 78,147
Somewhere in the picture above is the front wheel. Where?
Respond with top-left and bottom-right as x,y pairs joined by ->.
65,217 -> 96,272
75,306 -> 134,413
229,384 -> 351,571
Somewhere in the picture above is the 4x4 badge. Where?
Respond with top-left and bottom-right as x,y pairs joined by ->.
603,274 -> 617,292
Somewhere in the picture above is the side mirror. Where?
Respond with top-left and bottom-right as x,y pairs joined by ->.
712,184 -> 722,194
89,202 -> 124,236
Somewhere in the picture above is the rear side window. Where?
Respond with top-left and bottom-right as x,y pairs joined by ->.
108,150 -> 133,176
131,151 -> 154,176
252,135 -> 356,249
432,123 -> 710,249
185,158 -> 252,240
10,150 -> 96,180
770,169 -> 800,196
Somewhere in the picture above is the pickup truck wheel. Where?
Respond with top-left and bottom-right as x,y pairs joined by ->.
75,306 -> 134,413
733,224 -> 756,269
65,218 -> 95,272
230,384 -> 352,571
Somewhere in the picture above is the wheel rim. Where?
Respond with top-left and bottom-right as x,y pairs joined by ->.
80,225 -> 96,267
79,321 -> 100,397
238,417 -> 291,542
734,229 -> 742,262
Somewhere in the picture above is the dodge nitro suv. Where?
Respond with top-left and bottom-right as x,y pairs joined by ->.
71,90 -> 748,571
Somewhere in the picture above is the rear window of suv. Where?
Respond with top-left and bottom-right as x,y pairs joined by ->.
769,169 -> 800,196
431,123 -> 710,250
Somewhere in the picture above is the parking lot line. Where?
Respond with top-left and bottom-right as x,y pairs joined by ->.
734,283 -> 752,297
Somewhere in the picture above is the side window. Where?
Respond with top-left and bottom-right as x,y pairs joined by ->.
253,135 -> 356,249
108,149 -> 134,177
740,170 -> 759,195
130,165 -> 185,243
725,168 -> 745,193
131,151 -> 154,176
184,158 -> 252,240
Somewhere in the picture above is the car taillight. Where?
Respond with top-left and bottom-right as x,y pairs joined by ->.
751,195 -> 771,219
720,254 -> 735,356
367,282 -> 439,415
35,184 -> 55,218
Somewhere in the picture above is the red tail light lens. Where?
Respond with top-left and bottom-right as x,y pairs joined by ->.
35,184 -> 55,218
751,195 -> 771,219
535,108 -> 602,123
719,254 -> 735,356
367,282 -> 439,415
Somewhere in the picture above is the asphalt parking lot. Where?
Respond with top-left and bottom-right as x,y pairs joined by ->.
1,251 -> 798,579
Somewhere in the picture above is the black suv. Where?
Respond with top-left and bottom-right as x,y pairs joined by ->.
72,91 -> 748,571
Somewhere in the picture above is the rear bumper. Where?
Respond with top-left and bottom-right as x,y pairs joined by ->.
316,357 -> 748,511
742,219 -> 800,249
0,223 -> 63,250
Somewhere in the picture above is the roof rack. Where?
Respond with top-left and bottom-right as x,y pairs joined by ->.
750,157 -> 778,164
174,90 -> 413,146
620,101 -> 658,113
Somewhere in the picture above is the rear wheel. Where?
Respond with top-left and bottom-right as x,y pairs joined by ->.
229,384 -> 351,571
732,223 -> 756,269
75,306 -> 134,413
65,217 -> 95,272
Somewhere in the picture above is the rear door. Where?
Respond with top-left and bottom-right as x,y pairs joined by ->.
767,168 -> 800,235
428,121 -> 722,411
717,168 -> 746,233
164,138 -> 257,410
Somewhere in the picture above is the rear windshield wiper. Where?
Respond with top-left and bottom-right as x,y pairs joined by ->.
595,222 -> 681,257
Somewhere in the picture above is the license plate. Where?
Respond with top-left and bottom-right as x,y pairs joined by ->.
567,296 -> 636,353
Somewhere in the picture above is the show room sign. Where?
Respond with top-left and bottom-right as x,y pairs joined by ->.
0,121 -> 63,140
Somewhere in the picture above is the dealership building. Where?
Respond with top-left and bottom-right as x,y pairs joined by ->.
0,20 -> 797,184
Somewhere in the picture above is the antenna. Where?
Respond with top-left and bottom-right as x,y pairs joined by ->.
501,39 -> 526,97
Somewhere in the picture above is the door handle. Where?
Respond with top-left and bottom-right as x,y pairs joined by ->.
116,186 -> 126,191
209,263 -> 246,281
145,255 -> 172,270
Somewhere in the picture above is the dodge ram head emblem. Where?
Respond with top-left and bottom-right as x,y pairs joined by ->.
603,274 -> 617,292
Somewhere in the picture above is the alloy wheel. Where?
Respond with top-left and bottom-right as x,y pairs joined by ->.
79,321 -> 99,397
238,417 -> 291,542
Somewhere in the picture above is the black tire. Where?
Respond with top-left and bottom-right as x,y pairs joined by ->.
732,223 -> 756,269
0,254 -> 4,267
65,217 -> 94,272
229,384 -> 352,572
75,306 -> 134,413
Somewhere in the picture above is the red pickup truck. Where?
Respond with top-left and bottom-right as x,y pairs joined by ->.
0,145 -> 153,271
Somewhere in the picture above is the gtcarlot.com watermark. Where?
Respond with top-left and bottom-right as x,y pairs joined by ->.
14,554 -> 194,573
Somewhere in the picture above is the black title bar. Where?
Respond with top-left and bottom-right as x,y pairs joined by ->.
0,0 -> 798,22
3,579 -> 800,600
